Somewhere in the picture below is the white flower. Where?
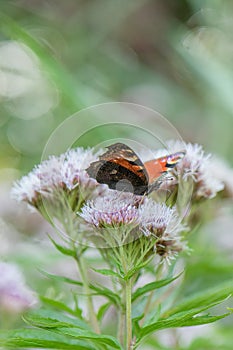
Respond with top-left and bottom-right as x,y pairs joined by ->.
166,140 -> 224,199
0,262 -> 38,313
11,147 -> 106,208
207,156 -> 233,197
61,148 -> 100,190
168,141 -> 208,182
139,198 -> 186,237
80,190 -> 140,227
141,140 -> 225,199
11,171 -> 42,205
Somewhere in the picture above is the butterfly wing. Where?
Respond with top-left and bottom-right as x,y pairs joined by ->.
86,143 -> 149,195
144,151 -> 185,183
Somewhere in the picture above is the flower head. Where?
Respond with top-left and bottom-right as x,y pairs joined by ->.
0,262 -> 38,313
155,140 -> 225,200
137,198 -> 187,262
141,140 -> 226,200
207,156 -> 233,198
139,198 -> 186,237
80,190 -> 140,227
155,236 -> 188,263
11,147 -> 107,210
80,190 -> 187,260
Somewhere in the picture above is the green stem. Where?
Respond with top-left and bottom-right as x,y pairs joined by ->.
125,278 -> 132,350
75,254 -> 100,334
117,299 -> 125,346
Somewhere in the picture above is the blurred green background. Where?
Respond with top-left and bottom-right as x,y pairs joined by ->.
1,1 -> 233,349
1,0 -> 233,172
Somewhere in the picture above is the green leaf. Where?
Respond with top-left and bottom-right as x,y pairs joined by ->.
24,309 -> 90,330
0,329 -> 98,350
72,293 -> 84,319
132,273 -> 182,302
55,327 -> 123,349
39,269 -> 83,287
138,302 -> 231,341
92,268 -> 122,278
97,302 -> 111,321
124,256 -> 154,280
90,283 -> 121,306
165,281 -> 233,317
132,314 -> 144,335
40,296 -> 80,317
39,270 -> 121,305
176,313 -> 229,327
48,235 -> 76,257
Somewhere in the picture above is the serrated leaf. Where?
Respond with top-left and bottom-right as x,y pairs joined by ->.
178,313 -> 229,327
0,329 -> 98,349
138,299 -> 231,341
132,273 -> 182,302
55,327 -> 123,349
92,268 -> 122,278
165,281 -> 233,317
24,309 -> 90,330
138,310 -> 229,340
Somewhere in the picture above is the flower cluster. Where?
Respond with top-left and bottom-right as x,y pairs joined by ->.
167,140 -> 225,199
0,262 -> 37,313
11,147 -> 107,210
139,199 -> 188,260
80,191 -> 140,227
80,192 -> 187,260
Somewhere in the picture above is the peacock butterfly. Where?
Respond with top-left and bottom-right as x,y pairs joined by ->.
86,142 -> 185,195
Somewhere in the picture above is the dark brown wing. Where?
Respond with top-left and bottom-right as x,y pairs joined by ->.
86,143 -> 149,195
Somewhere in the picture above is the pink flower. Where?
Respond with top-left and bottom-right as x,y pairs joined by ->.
80,191 -> 140,227
0,262 -> 38,313
144,140 -> 225,200
167,140 -> 224,199
11,147 -> 107,209
139,198 -> 186,237
80,191 -> 187,259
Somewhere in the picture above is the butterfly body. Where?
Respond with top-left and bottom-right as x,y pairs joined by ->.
86,143 -> 185,195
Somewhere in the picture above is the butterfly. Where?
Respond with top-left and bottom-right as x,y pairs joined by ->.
86,142 -> 185,195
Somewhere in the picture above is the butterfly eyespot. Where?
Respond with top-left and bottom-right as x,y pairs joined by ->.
165,162 -> 176,168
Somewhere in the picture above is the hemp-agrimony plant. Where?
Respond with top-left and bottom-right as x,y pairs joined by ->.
3,141 -> 232,350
